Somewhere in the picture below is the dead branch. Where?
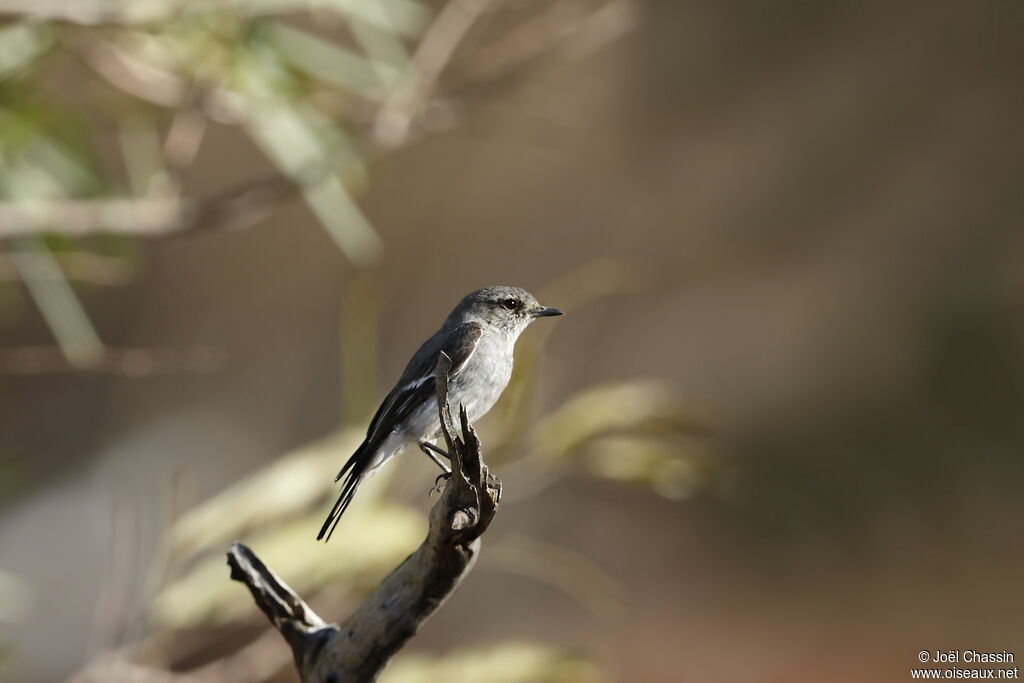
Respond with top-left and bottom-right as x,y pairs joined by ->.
0,172 -> 302,239
226,351 -> 500,682
374,0 -> 502,148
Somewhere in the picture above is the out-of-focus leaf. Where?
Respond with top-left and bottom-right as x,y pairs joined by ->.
118,119 -> 172,196
95,31 -> 189,106
0,102 -> 101,195
11,0 -> 429,33
584,435 -> 712,500
241,0 -> 429,37
158,424 -> 428,630
3,130 -> 96,198
265,21 -> 396,97
382,642 -> 604,683
168,429 -> 364,557
346,14 -> 411,90
529,380 -> 711,460
490,535 -> 624,617
298,174 -> 384,265
228,36 -> 365,179
229,40 -> 382,263
0,22 -> 55,80
505,380 -> 716,499
8,237 -> 103,367
153,498 -> 423,628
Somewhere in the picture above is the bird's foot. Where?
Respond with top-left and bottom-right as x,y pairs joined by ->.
419,441 -> 452,474
429,471 -> 451,498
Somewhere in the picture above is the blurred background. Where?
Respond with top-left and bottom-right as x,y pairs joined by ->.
1,0 -> 1023,681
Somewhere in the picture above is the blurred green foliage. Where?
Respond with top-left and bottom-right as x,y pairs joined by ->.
381,642 -> 605,683
0,0 -> 434,367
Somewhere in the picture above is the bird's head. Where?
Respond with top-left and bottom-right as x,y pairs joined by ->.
455,285 -> 563,334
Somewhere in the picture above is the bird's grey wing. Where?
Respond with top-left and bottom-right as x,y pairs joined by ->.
318,322 -> 485,542
364,321 -> 484,444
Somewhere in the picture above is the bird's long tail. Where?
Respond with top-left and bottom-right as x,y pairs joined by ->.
317,441 -> 371,542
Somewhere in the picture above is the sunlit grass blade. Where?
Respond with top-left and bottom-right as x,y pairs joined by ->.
490,534 -> 624,618
118,118 -> 172,196
265,21 -> 397,98
0,22 -> 54,80
9,236 -> 104,368
241,101 -> 381,264
326,0 -> 429,38
241,0 -> 429,37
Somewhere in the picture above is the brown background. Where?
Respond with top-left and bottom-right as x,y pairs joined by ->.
2,1 -> 1023,681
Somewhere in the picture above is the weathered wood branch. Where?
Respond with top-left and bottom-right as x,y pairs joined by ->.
226,351 -> 500,682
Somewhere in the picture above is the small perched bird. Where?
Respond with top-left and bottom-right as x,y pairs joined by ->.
318,285 -> 563,541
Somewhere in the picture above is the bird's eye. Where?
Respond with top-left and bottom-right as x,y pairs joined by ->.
500,298 -> 520,311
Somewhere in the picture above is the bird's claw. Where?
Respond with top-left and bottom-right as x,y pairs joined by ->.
429,471 -> 451,498
419,441 -> 452,474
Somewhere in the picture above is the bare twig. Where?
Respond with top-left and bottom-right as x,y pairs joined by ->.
226,351 -> 500,682
454,0 -> 640,87
70,34 -> 190,107
0,196 -> 191,237
163,107 -> 209,181
374,0 -> 502,147
0,172 -> 303,238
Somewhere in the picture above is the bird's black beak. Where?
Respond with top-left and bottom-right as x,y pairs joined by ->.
532,306 -> 564,318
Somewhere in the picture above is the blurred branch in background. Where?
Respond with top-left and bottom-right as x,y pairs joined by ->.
0,0 -> 639,372
0,172 -> 301,237
6,236 -> 103,366
375,0 -> 501,148
451,0 -> 639,88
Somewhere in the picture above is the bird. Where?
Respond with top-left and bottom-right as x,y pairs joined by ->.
318,285 -> 563,541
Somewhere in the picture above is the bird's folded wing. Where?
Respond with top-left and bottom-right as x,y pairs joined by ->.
365,322 -> 484,444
